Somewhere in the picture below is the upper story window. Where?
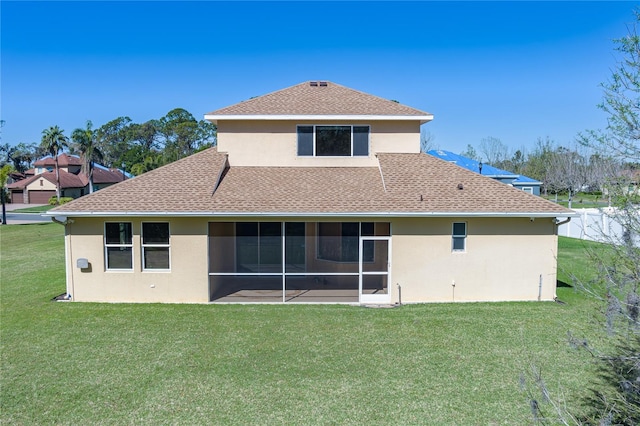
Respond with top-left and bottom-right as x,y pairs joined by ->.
297,125 -> 369,157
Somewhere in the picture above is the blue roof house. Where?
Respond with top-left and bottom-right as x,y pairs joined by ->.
427,150 -> 542,196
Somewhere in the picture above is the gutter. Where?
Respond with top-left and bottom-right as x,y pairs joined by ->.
45,211 -> 579,219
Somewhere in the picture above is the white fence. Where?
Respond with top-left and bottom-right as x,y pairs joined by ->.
558,207 -> 640,247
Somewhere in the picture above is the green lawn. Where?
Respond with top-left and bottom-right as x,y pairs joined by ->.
8,205 -> 52,213
0,224 -> 606,425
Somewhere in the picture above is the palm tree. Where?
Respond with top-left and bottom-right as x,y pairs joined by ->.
40,126 -> 69,204
71,120 -> 103,193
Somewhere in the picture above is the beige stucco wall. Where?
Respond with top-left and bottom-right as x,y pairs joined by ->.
66,217 -> 210,303
217,120 -> 422,167
64,216 -> 559,304
390,217 -> 558,303
26,177 -> 57,191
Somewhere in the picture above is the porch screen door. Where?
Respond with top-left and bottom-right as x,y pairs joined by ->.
359,237 -> 391,304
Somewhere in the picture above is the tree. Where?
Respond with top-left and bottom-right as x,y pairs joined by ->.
0,164 -> 13,224
71,120 -> 103,193
40,126 -> 69,204
8,142 -> 39,173
420,129 -> 437,153
96,116 -> 132,168
159,108 -> 200,162
460,144 -> 481,161
479,136 -> 510,166
524,11 -> 640,424
545,146 -> 589,208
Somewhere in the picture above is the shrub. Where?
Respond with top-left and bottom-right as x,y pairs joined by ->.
48,196 -> 73,206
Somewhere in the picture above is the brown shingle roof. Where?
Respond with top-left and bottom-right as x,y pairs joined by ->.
34,154 -> 83,167
92,168 -> 125,184
205,81 -> 432,119
50,147 -> 572,216
7,170 -> 87,190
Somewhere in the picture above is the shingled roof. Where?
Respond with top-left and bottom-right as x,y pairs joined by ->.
34,153 -> 83,168
8,170 -> 88,190
50,147 -> 573,217
205,81 -> 433,122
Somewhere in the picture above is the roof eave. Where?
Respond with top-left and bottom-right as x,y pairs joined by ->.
204,114 -> 434,125
45,210 -> 577,219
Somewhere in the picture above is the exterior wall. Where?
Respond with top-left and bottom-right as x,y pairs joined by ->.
27,177 -> 57,191
391,217 -> 558,303
217,120 -> 421,167
66,217 -> 210,303
514,183 -> 541,196
65,215 -> 558,304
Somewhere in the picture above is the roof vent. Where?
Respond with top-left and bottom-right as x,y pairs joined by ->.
457,183 -> 464,190
319,81 -> 328,86
310,81 -> 318,86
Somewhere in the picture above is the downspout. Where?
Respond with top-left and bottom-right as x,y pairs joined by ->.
552,217 -> 572,301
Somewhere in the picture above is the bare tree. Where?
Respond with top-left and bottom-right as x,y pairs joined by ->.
479,136 -> 510,166
523,10 -> 640,425
420,129 -> 437,153
545,146 -> 589,208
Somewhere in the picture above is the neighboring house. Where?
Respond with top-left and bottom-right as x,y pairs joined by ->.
48,81 -> 574,304
427,150 -> 543,195
6,154 -> 125,203
7,171 -> 88,204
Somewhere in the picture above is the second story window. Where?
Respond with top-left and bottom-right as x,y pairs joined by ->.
297,125 -> 369,157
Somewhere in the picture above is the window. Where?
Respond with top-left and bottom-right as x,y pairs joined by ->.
142,222 -> 170,270
317,222 -> 375,262
236,222 -> 282,273
452,222 -> 467,252
297,125 -> 369,157
521,187 -> 533,194
105,222 -> 133,270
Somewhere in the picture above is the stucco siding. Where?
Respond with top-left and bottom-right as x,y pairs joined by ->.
217,120 -> 421,167
391,217 -> 558,303
26,177 -> 57,191
63,216 -> 558,304
66,217 -> 210,303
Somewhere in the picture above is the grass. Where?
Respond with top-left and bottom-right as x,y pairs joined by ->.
9,205 -> 52,213
1,224 -> 608,425
541,194 -> 610,209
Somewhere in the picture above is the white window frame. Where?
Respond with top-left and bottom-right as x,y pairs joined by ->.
297,125 -> 370,157
452,222 -> 467,252
141,222 -> 171,271
521,186 -> 534,194
104,222 -> 134,271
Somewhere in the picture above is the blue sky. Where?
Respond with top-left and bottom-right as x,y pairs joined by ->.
1,1 -> 636,157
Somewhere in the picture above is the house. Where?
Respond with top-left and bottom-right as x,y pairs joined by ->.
7,154 -> 125,204
48,81 -> 574,304
427,150 -> 543,195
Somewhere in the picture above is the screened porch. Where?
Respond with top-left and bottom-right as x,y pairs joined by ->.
208,221 -> 390,303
